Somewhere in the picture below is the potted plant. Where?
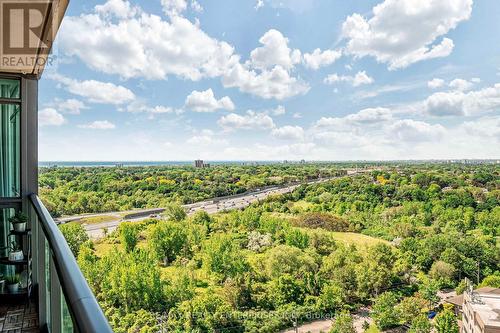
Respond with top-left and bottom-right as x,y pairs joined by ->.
8,241 -> 24,261
5,274 -> 20,293
9,212 -> 28,232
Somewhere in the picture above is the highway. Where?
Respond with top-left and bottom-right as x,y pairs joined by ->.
59,169 -> 368,239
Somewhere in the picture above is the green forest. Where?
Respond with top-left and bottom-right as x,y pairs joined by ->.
40,164 -> 345,216
54,163 -> 500,333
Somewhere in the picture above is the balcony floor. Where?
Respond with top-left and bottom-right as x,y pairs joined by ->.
0,300 -> 39,333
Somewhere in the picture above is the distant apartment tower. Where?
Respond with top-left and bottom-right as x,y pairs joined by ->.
194,160 -> 210,168
461,281 -> 500,333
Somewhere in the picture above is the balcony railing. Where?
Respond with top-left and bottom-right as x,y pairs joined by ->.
29,194 -> 113,333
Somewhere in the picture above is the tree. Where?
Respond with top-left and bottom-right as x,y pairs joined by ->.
434,309 -> 459,333
479,273 -> 500,288
119,222 -> 139,253
163,203 -> 187,222
147,222 -> 187,263
202,233 -> 247,281
191,210 -> 213,230
269,274 -> 305,307
100,250 -> 167,312
59,222 -> 89,256
296,212 -> 350,232
419,275 -> 440,307
168,293 -> 239,332
316,282 -> 345,313
356,244 -> 395,298
372,292 -> 400,330
429,261 -> 456,287
408,314 -> 432,333
264,245 -> 318,280
396,295 -> 428,326
329,311 -> 355,333
284,228 -> 309,249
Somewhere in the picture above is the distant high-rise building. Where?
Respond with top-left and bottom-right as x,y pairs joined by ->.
195,160 -> 210,168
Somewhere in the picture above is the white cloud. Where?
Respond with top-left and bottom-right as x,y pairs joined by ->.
185,89 -> 235,112
186,129 -> 228,145
60,1 -> 239,81
271,125 -> 304,141
39,108 -> 65,126
50,98 -> 87,114
342,0 -> 472,69
78,120 -> 116,130
95,0 -> 138,18
303,48 -> 342,70
316,107 -> 393,130
424,83 -> 500,116
461,116 -> 500,142
424,91 -> 466,116
59,2 -> 309,100
271,105 -> 286,116
150,106 -> 178,114
449,78 -> 474,91
50,74 -> 135,105
121,101 -> 181,114
390,119 -> 445,142
324,71 -> 374,87
222,63 -> 309,100
250,29 -> 301,70
218,111 -> 275,130
190,0 -> 203,12
223,142 -> 316,160
161,0 -> 187,16
428,78 -> 445,89
255,0 -> 264,10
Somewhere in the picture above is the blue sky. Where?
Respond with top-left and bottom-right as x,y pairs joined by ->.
38,0 -> 500,161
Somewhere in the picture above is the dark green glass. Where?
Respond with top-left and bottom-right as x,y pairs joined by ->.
0,79 -> 20,99
0,104 -> 20,197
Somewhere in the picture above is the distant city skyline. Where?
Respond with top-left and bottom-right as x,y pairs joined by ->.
39,0 -> 500,161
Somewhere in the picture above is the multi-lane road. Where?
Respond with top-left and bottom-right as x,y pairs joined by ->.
59,169 -> 369,239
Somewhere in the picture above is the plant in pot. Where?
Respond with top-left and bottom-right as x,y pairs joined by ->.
9,212 -> 28,232
5,274 -> 20,294
8,241 -> 24,261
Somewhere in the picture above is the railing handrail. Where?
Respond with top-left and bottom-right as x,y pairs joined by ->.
29,194 -> 113,333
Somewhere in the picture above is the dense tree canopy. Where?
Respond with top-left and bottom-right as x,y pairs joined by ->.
61,163 -> 499,332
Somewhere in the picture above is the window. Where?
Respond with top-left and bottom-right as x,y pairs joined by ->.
0,78 -> 21,197
0,78 -> 21,275
0,79 -> 21,99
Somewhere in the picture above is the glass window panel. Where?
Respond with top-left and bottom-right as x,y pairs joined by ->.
0,104 -> 20,197
0,79 -> 20,99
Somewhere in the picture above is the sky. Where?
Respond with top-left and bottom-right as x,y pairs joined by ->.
38,0 -> 500,161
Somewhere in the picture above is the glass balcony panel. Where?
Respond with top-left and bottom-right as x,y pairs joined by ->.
0,79 -> 20,99
0,208 -> 15,286
0,104 -> 20,197
61,292 -> 75,333
44,237 -> 51,331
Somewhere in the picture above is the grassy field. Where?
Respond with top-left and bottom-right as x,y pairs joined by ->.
77,215 -> 119,225
330,232 -> 391,248
93,230 -> 389,257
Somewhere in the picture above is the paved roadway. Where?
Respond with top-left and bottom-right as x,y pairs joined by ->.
60,169 -> 369,239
